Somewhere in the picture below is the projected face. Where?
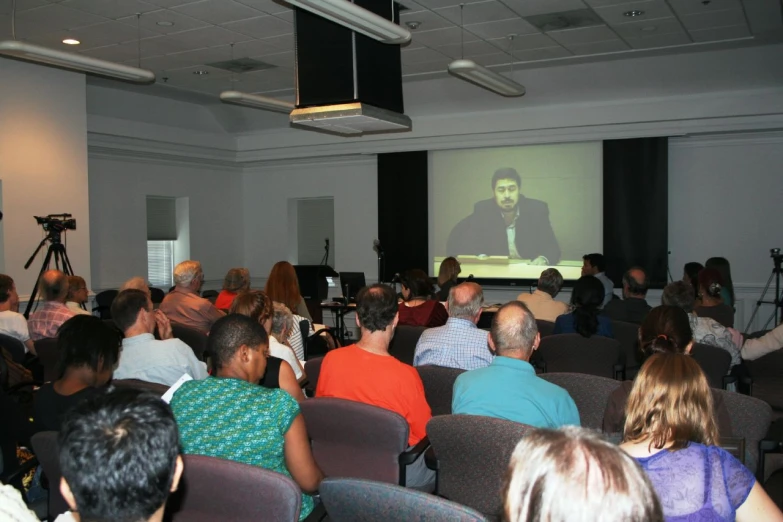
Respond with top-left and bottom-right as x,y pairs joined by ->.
494,179 -> 519,212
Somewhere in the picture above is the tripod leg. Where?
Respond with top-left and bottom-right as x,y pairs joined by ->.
23,244 -> 56,318
745,270 -> 775,333
59,245 -> 76,277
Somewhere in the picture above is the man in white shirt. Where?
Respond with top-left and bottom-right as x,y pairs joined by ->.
0,274 -> 36,355
110,289 -> 208,386
582,253 -> 614,307
517,268 -> 570,322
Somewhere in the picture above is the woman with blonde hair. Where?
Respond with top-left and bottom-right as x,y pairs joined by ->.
265,261 -> 312,321
215,268 -> 250,311
436,257 -> 461,301
621,353 -> 782,521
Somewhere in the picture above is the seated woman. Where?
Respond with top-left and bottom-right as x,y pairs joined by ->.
706,256 -> 735,309
436,257 -> 461,301
265,261 -> 312,321
33,315 -> 121,431
683,262 -> 703,300
171,315 -> 323,521
64,276 -> 91,316
553,275 -> 613,338
695,268 -> 735,328
231,290 -> 305,401
397,269 -> 448,327
215,268 -> 250,311
504,426 -> 663,522
620,352 -> 783,522
602,305 -> 732,435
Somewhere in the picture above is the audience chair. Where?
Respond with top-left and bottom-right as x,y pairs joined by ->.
535,334 -> 624,380
416,365 -> 466,416
612,320 -> 641,378
0,333 -> 27,364
299,397 -> 430,489
111,378 -> 169,396
388,325 -> 427,365
539,373 -> 620,430
31,431 -> 69,520
477,310 -> 495,329
745,349 -> 783,418
92,289 -> 118,319
201,290 -> 218,304
34,338 -> 60,382
690,343 -> 732,389
536,319 -> 556,338
149,287 -> 165,304
320,477 -> 488,522
300,320 -> 339,360
170,323 -> 208,361
714,388 -> 773,477
166,454 -> 302,522
303,356 -> 323,397
427,415 -> 533,519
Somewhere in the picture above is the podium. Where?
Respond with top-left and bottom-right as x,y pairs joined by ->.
294,265 -> 339,323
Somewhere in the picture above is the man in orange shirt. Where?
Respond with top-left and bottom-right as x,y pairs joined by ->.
316,283 -> 435,488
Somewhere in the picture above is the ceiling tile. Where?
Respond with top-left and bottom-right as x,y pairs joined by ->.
60,0 -> 159,20
592,0 -> 673,26
512,45 -> 571,61
565,38 -> 629,54
116,10 -> 210,35
434,38 -> 501,58
33,21 -> 160,50
144,0 -> 204,7
464,17 -> 540,38
168,25 -> 254,47
258,32 -> 294,50
487,32 -> 558,50
400,10 -> 454,32
232,38 -> 289,57
742,0 -> 783,34
235,0 -> 292,14
274,11 -> 294,23
434,1 -> 520,26
583,0 -> 645,7
0,0 -> 51,15
679,8 -> 746,31
172,0 -> 263,24
411,26 -> 480,46
612,17 -> 684,38
403,59 -> 448,74
689,24 -> 751,42
132,51 -> 209,70
413,0 -> 484,10
468,52 -> 516,66
502,0 -> 587,17
667,0 -> 742,16
548,25 -> 618,45
79,44 -> 148,62
159,64 -> 234,82
401,46 -> 449,63
222,15 -> 293,39
624,31 -> 691,48
256,50 -> 294,67
14,4 -> 109,36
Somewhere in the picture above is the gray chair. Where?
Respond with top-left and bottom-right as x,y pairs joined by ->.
416,365 -> 466,416
166,454 -> 302,522
34,338 -> 60,382
744,349 -> 783,419
612,320 -> 641,379
31,431 -> 69,520
690,343 -> 732,389
0,333 -> 26,364
539,372 -> 620,430
303,356 -> 323,396
320,477 -> 489,522
426,414 -> 533,519
536,319 -> 556,338
715,388 -> 772,476
388,325 -> 427,365
536,334 -> 624,380
92,289 -> 118,319
170,323 -> 208,361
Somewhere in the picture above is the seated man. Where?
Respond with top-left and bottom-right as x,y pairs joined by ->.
55,388 -> 184,522
0,274 -> 36,355
601,267 -> 652,324
516,268 -> 569,322
452,301 -> 580,428
581,253 -> 614,307
413,282 -> 492,370
316,284 -> 435,488
28,270 -> 76,340
111,289 -> 208,386
159,260 -> 224,334
64,276 -> 92,316
119,276 -> 152,299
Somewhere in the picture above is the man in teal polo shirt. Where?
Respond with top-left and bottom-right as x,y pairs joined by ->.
452,301 -> 580,427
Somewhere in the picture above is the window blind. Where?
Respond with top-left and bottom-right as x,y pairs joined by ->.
147,241 -> 173,287
146,197 -> 177,241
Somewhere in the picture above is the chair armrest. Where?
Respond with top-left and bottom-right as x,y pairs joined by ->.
7,380 -> 42,394
399,436 -> 430,466
613,363 -> 625,381
758,438 -> 783,482
0,456 -> 38,492
424,445 -> 438,471
722,374 -> 737,390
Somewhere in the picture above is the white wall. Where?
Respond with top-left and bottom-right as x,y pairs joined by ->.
88,156 -> 243,289
0,59 -> 90,298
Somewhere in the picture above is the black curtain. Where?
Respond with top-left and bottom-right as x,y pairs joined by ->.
603,137 -> 669,288
377,151 -> 428,283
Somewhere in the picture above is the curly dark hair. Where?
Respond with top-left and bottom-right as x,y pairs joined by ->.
356,284 -> 398,333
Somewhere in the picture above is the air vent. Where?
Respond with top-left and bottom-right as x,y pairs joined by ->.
524,9 -> 604,32
206,58 -> 276,74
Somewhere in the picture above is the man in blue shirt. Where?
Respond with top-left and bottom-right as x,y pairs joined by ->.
413,282 -> 492,370
452,301 -> 580,427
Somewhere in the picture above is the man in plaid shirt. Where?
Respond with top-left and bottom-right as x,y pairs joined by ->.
28,270 -> 76,340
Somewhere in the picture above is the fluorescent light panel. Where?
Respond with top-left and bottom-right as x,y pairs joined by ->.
0,40 -> 154,83
219,91 -> 295,114
287,0 -> 411,44
447,59 -> 526,97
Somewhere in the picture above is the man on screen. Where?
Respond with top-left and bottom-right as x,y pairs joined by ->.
446,168 -> 560,264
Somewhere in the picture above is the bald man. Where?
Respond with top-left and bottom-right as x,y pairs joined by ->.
413,282 -> 492,370
28,270 -> 76,340
601,267 -> 652,325
452,301 -> 579,427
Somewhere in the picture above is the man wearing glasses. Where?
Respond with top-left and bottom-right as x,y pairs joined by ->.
159,260 -> 224,334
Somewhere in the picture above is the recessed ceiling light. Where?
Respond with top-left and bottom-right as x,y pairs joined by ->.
193,70 -> 209,75
62,38 -> 80,45
641,25 -> 657,32
405,21 -> 421,30
156,21 -> 175,27
623,10 -> 645,17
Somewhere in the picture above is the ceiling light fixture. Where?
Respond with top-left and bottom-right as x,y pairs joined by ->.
193,69 -> 209,75
219,91 -> 294,114
0,40 -> 155,82
448,59 -> 526,97
623,10 -> 645,17
285,0 -> 411,44
62,38 -> 80,45
156,21 -> 175,27
405,21 -> 421,30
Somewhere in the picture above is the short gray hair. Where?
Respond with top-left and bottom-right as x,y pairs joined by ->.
271,301 -> 293,342
448,282 -> 484,319
537,268 -> 563,298
661,281 -> 695,313
173,261 -> 202,286
120,277 -> 150,297
491,301 -> 538,357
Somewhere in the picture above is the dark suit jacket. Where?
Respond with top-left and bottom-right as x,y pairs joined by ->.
446,197 -> 560,264
601,297 -> 652,325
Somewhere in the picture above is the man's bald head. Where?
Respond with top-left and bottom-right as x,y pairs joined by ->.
448,282 -> 484,322
623,267 -> 648,298
490,301 -> 539,360
41,270 -> 69,302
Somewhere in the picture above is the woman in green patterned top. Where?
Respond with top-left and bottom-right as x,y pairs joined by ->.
171,314 -> 323,521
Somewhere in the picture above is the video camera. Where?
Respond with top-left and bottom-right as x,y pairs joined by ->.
35,214 -> 76,234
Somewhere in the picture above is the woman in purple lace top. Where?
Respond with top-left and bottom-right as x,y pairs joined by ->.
621,353 -> 782,521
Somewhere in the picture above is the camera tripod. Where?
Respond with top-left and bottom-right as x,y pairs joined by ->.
23,233 -> 75,318
744,254 -> 782,333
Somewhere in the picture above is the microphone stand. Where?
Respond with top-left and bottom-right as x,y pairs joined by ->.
377,250 -> 385,284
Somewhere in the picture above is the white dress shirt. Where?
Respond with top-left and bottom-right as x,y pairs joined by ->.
114,333 -> 208,386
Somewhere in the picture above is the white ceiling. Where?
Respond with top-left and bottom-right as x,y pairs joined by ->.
0,0 -> 781,100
